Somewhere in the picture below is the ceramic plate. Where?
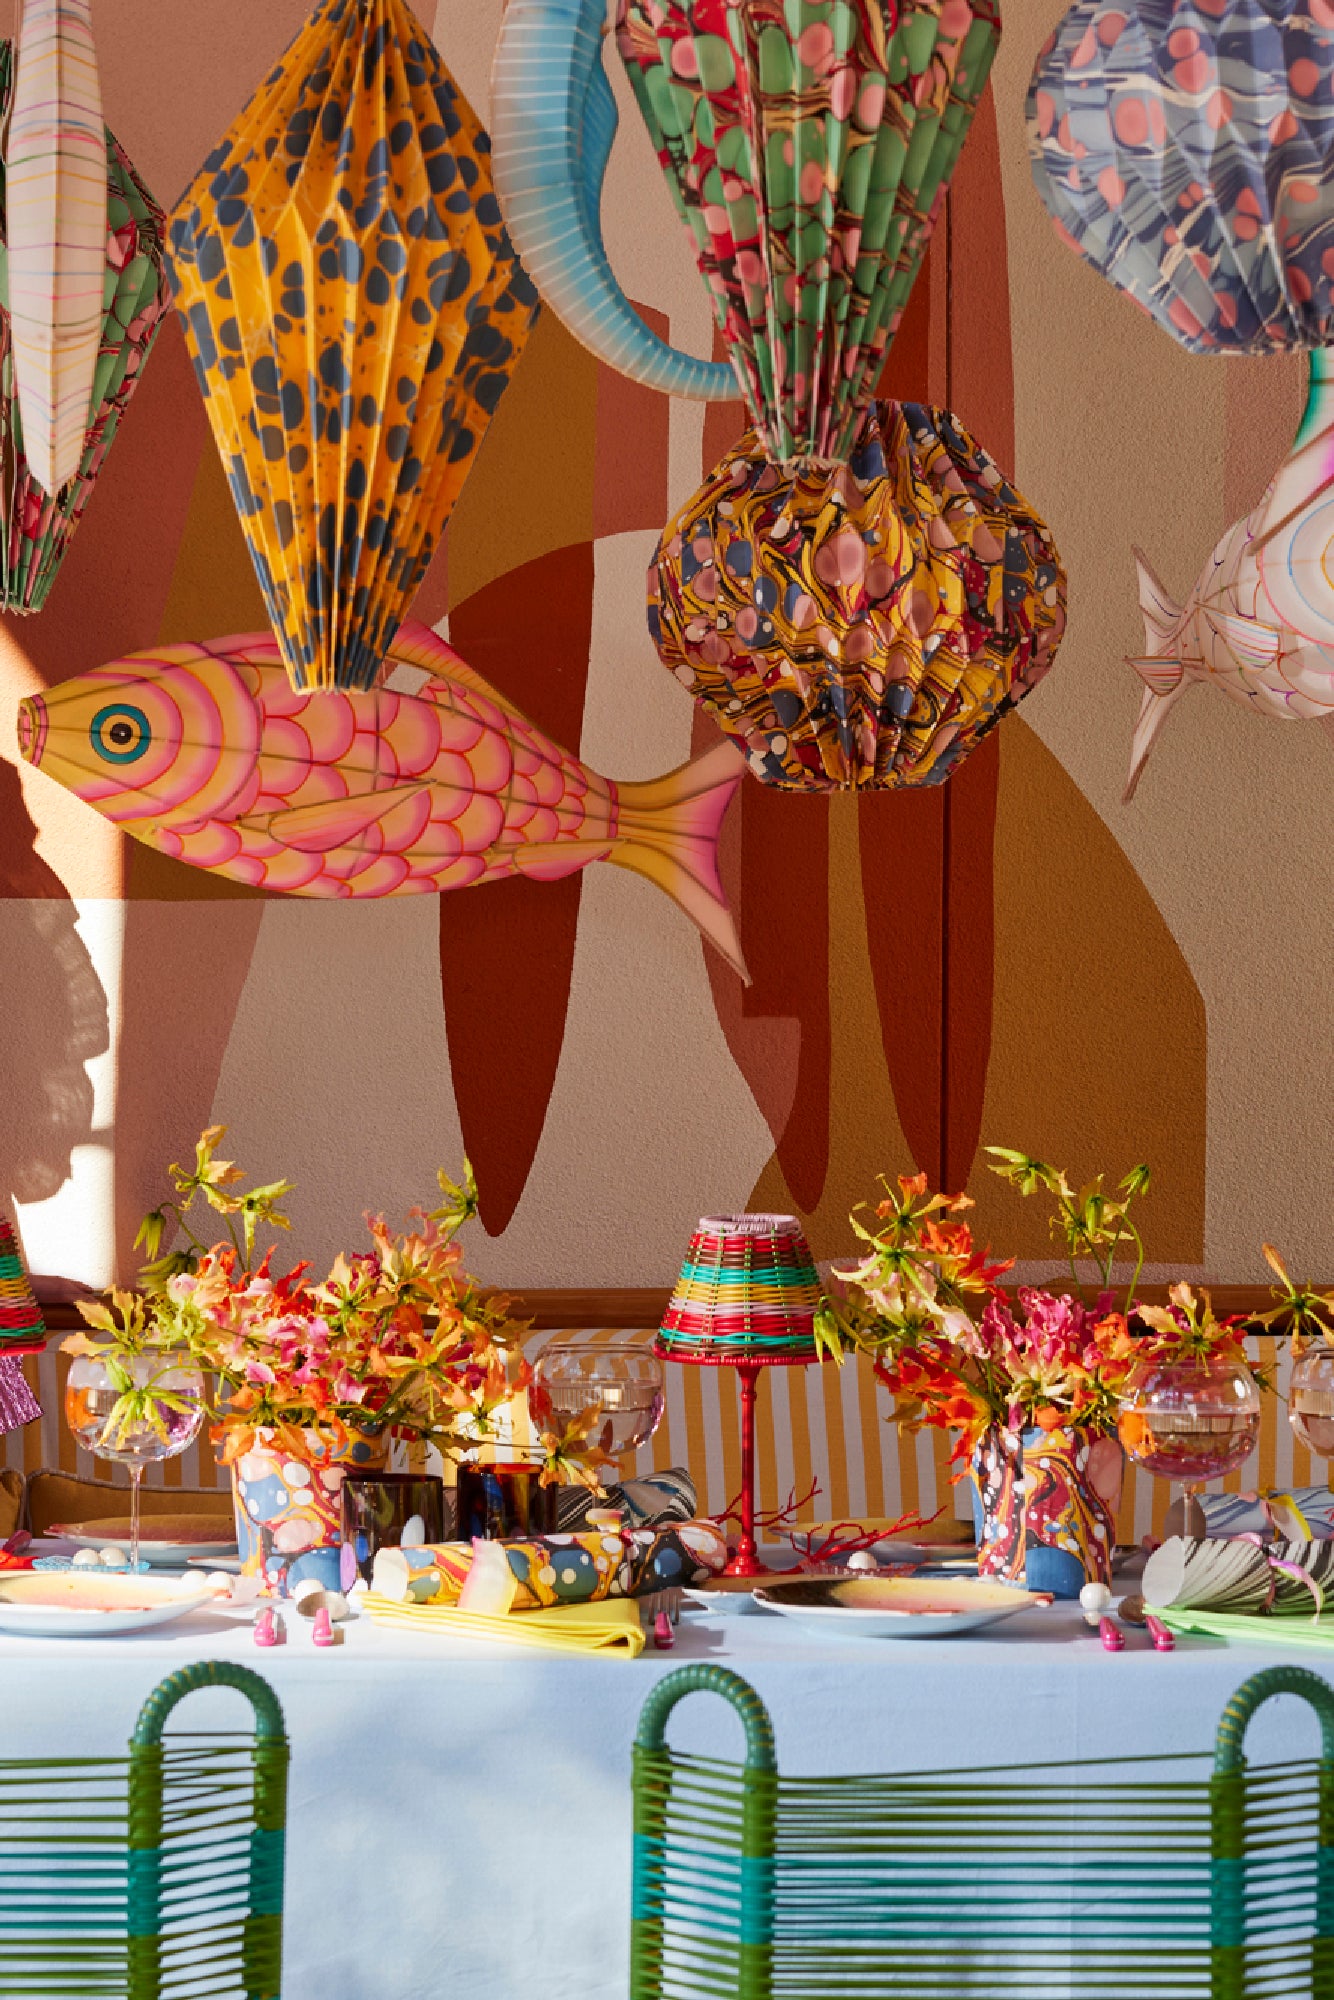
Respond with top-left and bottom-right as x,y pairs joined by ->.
56,1528 -> 239,1567
751,1575 -> 1049,1638
0,1572 -> 215,1637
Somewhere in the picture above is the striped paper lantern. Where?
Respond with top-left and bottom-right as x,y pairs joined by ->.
657,1213 -> 823,1366
6,0 -> 106,496
0,1214 -> 43,1435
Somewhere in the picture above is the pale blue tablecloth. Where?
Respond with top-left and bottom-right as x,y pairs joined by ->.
2,1597 -> 1330,1997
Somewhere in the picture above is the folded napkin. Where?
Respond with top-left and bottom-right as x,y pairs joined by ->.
362,1592 -> 646,1656
1160,1607 -> 1334,1651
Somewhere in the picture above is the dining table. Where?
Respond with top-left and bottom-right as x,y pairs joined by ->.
3,1586 -> 1331,1999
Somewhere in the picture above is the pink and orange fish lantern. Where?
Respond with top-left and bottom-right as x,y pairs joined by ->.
16,620 -> 748,978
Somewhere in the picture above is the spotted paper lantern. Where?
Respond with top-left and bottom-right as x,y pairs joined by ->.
168,0 -> 539,691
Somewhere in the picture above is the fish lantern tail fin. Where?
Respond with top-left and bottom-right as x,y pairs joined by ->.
1123,680 -> 1189,804
1123,547 -> 1189,804
1131,546 -> 1184,656
610,740 -> 750,983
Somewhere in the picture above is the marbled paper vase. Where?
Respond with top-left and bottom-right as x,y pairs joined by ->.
230,1425 -> 387,1596
1021,1426 -> 1122,1598
970,1423 -> 1026,1585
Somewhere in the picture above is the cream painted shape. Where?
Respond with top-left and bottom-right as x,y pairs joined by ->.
207,895 -> 467,1279
998,0 -> 1334,1280
11,896 -> 120,1289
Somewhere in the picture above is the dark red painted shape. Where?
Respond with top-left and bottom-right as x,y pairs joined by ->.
860,88 -> 1012,1193
441,542 -> 594,1234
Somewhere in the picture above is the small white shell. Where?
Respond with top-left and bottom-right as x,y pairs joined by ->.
1079,1581 -> 1112,1626
72,1548 -> 101,1567
292,1586 -> 351,1622
844,1551 -> 880,1573
98,1547 -> 127,1567
400,1513 -> 427,1548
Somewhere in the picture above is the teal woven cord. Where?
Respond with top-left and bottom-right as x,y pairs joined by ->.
633,1669 -> 777,2000
629,1667 -> 1334,2000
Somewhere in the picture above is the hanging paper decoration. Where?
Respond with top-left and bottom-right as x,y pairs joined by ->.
168,0 -> 540,694
490,0 -> 732,399
6,0 -> 108,495
1124,352 -> 1334,799
615,0 -> 1002,461
652,401 -> 1066,790
1027,0 -> 1334,354
0,41 -> 170,614
0,1214 -> 43,1436
15,618 -> 750,977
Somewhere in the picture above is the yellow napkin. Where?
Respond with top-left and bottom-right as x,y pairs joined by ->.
363,1592 -> 646,1657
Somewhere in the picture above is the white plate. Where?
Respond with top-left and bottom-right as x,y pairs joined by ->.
65,1531 -> 239,1566
0,1573 -> 215,1637
185,1553 -> 246,1575
752,1576 -> 1050,1639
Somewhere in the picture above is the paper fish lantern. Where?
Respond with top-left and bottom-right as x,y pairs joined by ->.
0,42 -> 170,613
15,617 -> 749,977
5,0 -> 107,496
168,0 -> 539,692
490,0 -> 733,399
614,0 -> 1002,460
1124,354 -> 1334,798
1027,0 -> 1334,353
651,401 -> 1067,791
0,1214 -> 43,1436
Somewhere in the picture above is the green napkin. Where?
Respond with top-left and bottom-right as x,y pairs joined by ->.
1161,1607 -> 1334,1650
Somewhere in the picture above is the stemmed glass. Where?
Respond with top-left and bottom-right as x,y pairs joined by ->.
1118,1352 -> 1261,1538
64,1350 -> 205,1569
532,1344 -> 666,1474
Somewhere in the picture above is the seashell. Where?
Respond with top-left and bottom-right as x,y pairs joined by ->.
97,1546 -> 127,1567
292,1584 -> 352,1623
72,1548 -> 100,1567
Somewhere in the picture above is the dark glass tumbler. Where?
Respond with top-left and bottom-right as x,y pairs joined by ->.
340,1472 -> 446,1589
454,1459 -> 558,1540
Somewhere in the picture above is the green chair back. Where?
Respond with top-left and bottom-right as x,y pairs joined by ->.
630,1661 -> 1334,2000
0,1660 -> 288,1998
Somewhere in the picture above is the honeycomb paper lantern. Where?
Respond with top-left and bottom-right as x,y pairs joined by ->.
650,401 -> 1067,791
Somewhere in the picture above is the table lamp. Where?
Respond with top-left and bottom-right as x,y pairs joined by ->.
656,1213 -> 823,1576
0,1212 -> 43,1434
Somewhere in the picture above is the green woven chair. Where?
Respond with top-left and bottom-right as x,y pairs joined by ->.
630,1662 -> 1334,1999
0,1660 -> 287,1998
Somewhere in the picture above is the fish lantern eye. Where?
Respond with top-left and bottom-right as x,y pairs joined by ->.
90,702 -> 151,764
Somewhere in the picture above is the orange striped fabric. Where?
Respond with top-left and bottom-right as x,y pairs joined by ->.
3,1330 -> 1319,1533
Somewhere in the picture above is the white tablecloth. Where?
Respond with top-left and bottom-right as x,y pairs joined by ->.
4,1598 -> 1331,1997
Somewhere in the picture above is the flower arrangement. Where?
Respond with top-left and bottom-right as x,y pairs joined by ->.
65,1127 -> 599,1486
817,1168 -> 1141,1461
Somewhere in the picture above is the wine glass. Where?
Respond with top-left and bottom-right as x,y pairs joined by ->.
532,1344 -> 666,1474
1289,1346 -> 1334,1459
1118,1352 -> 1261,1538
64,1350 -> 205,1570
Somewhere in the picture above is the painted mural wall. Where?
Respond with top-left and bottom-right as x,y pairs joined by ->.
0,0 -> 1319,1296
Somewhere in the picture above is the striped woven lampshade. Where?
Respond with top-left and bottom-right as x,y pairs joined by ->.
0,1213 -> 43,1434
658,1215 -> 824,1576
657,1214 -> 822,1365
